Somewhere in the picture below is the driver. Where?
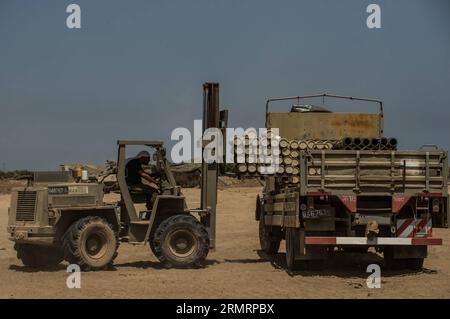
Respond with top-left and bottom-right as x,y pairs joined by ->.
125,150 -> 158,210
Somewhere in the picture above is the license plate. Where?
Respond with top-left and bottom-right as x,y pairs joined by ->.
302,209 -> 331,219
48,186 -> 69,195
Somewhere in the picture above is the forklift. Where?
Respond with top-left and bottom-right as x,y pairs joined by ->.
7,83 -> 226,270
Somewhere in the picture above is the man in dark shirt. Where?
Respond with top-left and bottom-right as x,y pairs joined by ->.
125,150 -> 158,210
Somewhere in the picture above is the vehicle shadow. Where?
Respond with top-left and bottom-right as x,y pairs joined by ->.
9,264 -> 68,273
113,259 -> 221,270
255,250 -> 437,278
10,258 -> 221,272
223,258 -> 268,264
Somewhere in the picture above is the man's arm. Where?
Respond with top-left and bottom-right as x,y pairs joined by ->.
138,170 -> 158,184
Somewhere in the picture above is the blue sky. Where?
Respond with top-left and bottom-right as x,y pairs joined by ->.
0,0 -> 449,169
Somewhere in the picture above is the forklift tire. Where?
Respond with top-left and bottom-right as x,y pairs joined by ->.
152,214 -> 209,268
259,210 -> 281,254
14,243 -> 63,268
63,216 -> 119,271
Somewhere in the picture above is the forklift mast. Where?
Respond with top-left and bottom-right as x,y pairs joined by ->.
201,82 -> 228,249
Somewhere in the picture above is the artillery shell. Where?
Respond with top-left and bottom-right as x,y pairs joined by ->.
277,165 -> 285,174
271,148 -> 281,156
291,176 -> 300,184
247,164 -> 257,173
237,164 -> 247,173
282,148 -> 290,156
279,138 -> 289,149
266,166 -> 276,175
299,141 -> 308,150
290,140 -> 299,150
257,165 -> 267,174
285,166 -> 294,174
290,150 -> 299,158
283,157 -> 293,165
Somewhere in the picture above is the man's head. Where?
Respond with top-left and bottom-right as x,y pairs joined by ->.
136,150 -> 150,164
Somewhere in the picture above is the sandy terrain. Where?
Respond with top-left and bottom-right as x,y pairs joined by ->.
1,186 -> 450,299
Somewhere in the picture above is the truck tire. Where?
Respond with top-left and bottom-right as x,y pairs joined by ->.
63,216 -> 119,271
152,214 -> 209,268
259,209 -> 281,255
383,247 -> 406,270
14,243 -> 63,268
285,227 -> 300,271
405,258 -> 424,270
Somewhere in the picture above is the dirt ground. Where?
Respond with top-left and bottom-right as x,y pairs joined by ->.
1,186 -> 450,299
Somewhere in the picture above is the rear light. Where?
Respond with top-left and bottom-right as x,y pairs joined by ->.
432,198 -> 440,213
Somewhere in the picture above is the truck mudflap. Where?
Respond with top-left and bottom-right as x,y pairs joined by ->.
304,237 -> 442,246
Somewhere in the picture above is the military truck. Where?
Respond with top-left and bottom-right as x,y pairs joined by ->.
7,83 -> 225,270
255,94 -> 448,270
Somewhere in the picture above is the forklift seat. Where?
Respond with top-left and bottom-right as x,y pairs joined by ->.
128,186 -> 150,204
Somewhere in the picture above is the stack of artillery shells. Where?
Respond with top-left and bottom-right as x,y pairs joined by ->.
233,134 -> 297,177
233,134 -> 315,180
282,138 -> 336,151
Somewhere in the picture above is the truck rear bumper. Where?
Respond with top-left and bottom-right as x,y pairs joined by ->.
305,236 -> 442,246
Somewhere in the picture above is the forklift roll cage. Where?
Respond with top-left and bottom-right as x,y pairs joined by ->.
116,140 -> 180,222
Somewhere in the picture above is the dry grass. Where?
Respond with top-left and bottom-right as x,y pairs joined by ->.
0,180 -> 26,194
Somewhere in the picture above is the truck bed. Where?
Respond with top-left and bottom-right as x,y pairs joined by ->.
301,150 -> 448,196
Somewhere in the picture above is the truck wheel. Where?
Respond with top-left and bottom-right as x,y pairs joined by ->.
285,227 -> 300,271
306,260 -> 325,271
259,210 -> 281,254
14,244 -> 63,268
152,214 -> 209,268
405,258 -> 424,270
383,247 -> 406,270
63,216 -> 119,271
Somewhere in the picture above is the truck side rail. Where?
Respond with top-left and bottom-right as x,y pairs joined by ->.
302,150 -> 448,197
